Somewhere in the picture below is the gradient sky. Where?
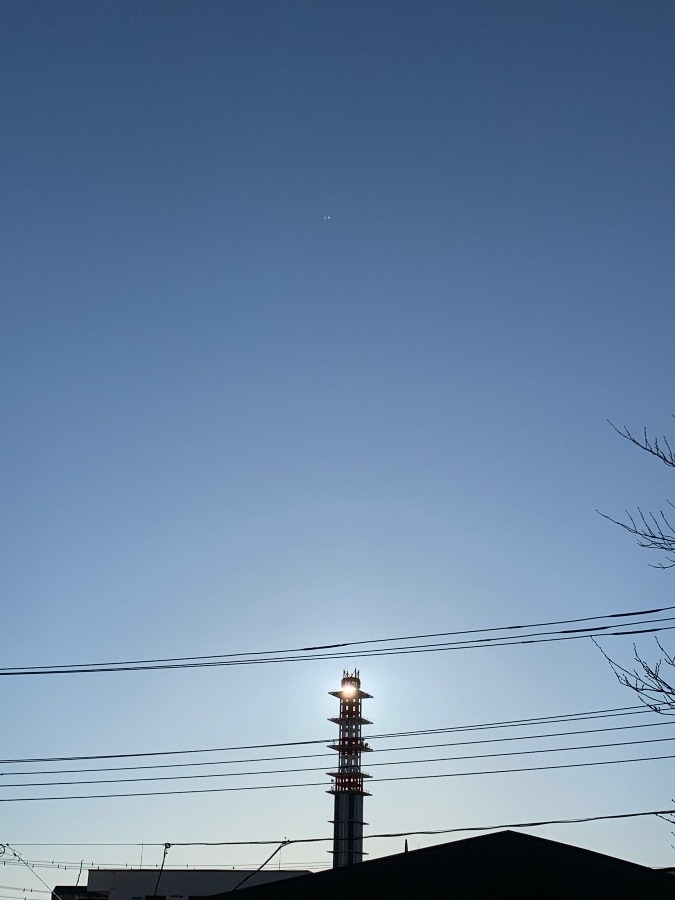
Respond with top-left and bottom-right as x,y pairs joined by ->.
2,0 -> 675,884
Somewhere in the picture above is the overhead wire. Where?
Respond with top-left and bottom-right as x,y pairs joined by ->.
0,704 -> 662,765
3,750 -> 675,801
0,889 -> 49,894
1,621 -> 673,675
4,604 -> 668,669
4,731 -> 675,789
1,605 -> 673,676
3,718 -> 674,777
4,806 -> 675,881
0,846 -> 61,900
6,807 -> 675,854
0,895 -> 49,900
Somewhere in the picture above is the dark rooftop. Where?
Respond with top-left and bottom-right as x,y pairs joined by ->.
190,829 -> 675,899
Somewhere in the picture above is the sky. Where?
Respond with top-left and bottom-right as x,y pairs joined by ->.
2,0 -> 675,886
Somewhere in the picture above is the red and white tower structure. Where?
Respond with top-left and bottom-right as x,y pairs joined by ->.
327,670 -> 372,867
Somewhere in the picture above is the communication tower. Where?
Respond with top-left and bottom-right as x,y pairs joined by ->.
327,670 -> 372,867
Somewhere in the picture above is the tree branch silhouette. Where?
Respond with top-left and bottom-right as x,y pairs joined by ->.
593,637 -> 675,714
597,418 -> 675,568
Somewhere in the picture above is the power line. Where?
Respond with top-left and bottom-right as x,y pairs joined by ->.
1,620 -> 672,675
5,604 -> 669,670
0,895 -> 49,900
122,809 -> 675,852
4,807 -> 675,877
7,807 -> 675,854
4,732 -> 675,789
0,704 -> 659,765
2,750 -> 675,802
0,884 -> 49,894
4,718 -> 673,777
0,846 -> 61,900
360,807 -> 675,841
2,605 -> 673,676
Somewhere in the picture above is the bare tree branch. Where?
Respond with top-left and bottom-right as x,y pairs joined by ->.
599,418 -> 675,568
593,636 -> 675,714
597,507 -> 675,568
595,635 -> 675,842
596,424 -> 675,838
608,418 -> 675,468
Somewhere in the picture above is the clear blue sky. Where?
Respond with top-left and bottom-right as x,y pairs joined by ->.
2,0 -> 675,882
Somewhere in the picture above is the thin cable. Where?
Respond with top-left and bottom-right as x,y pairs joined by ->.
361,807 -> 675,840
0,846 -> 62,900
369,706 -> 662,739
0,704 -> 657,765
2,750 -> 675,801
152,844 -> 170,899
3,604 -> 670,670
0,888 -> 50,894
0,895 -> 49,900
94,806 -> 675,846
0,860 -> 173,872
0,621 -> 670,674
8,808 -> 675,876
4,732 -> 675,788
232,841 -> 289,891
2,606 -> 674,676
10,807 -> 675,852
4,719 -> 673,777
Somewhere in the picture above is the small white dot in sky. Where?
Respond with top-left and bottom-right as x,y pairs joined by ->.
323,215 -> 331,220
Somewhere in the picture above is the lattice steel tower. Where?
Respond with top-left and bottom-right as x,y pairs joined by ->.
327,670 -> 372,867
